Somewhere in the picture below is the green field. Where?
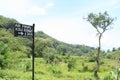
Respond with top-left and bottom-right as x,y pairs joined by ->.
0,56 -> 120,80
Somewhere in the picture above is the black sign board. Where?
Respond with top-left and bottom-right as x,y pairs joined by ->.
14,23 -> 33,39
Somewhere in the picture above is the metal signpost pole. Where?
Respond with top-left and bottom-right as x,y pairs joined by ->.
32,24 -> 35,80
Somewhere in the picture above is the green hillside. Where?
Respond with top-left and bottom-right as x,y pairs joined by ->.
35,31 -> 96,56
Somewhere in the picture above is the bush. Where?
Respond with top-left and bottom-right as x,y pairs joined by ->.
50,65 -> 62,74
103,75 -> 111,80
88,57 -> 95,62
63,56 -> 70,63
45,53 -> 62,64
100,61 -> 104,65
68,58 -> 76,71
0,55 -> 5,69
0,70 -> 6,78
83,65 -> 88,71
25,61 -> 31,72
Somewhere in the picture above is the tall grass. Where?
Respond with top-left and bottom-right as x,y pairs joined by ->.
0,57 -> 119,80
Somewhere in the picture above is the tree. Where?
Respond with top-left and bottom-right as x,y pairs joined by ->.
107,49 -> 110,53
35,37 -> 53,57
85,11 -> 114,77
112,47 -> 116,52
0,15 -> 18,33
118,47 -> 120,50
0,28 -> 28,69
57,45 -> 67,55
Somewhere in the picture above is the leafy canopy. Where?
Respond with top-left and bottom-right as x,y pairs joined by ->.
86,11 -> 114,34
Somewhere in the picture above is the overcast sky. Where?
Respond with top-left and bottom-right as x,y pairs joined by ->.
0,0 -> 120,50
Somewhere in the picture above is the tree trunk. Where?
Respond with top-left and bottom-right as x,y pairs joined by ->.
94,34 -> 102,78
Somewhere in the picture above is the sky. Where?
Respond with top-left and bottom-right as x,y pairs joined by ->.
0,0 -> 120,51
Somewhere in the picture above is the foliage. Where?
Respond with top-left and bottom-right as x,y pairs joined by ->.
35,37 -> 53,57
106,50 -> 120,60
0,57 -> 119,80
45,53 -> 62,64
88,57 -> 95,62
86,11 -> 114,31
0,28 -> 28,68
0,15 -> 18,33
110,67 -> 120,80
35,31 -> 96,57
25,61 -> 32,72
68,58 -> 76,71
50,64 -> 62,74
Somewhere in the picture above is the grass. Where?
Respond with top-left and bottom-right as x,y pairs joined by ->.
0,56 -> 120,80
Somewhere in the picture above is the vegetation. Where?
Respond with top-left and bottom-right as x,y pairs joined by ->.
0,15 -> 119,80
0,56 -> 119,80
35,31 -> 96,57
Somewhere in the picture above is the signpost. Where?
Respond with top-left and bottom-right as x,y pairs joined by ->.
14,23 -> 33,39
14,23 -> 35,80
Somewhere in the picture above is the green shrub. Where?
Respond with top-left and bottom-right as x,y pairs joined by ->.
63,56 -> 70,63
83,65 -> 88,72
25,61 -> 31,72
0,55 -> 5,69
0,71 -> 6,78
100,61 -> 104,65
68,58 -> 76,71
109,67 -> 120,80
50,65 -> 62,74
103,75 -> 111,80
88,57 -> 95,62
82,62 -> 84,67
45,53 -> 62,64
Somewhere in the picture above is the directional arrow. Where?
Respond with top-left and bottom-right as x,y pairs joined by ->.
18,31 -> 24,35
20,32 -> 24,35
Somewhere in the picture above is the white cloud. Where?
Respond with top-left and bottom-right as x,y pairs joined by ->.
25,2 -> 55,15
0,0 -> 54,16
46,3 -> 54,8
109,0 -> 120,6
26,6 -> 46,15
79,0 -> 120,13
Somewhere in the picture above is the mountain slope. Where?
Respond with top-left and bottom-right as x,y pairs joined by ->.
35,31 -> 96,56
